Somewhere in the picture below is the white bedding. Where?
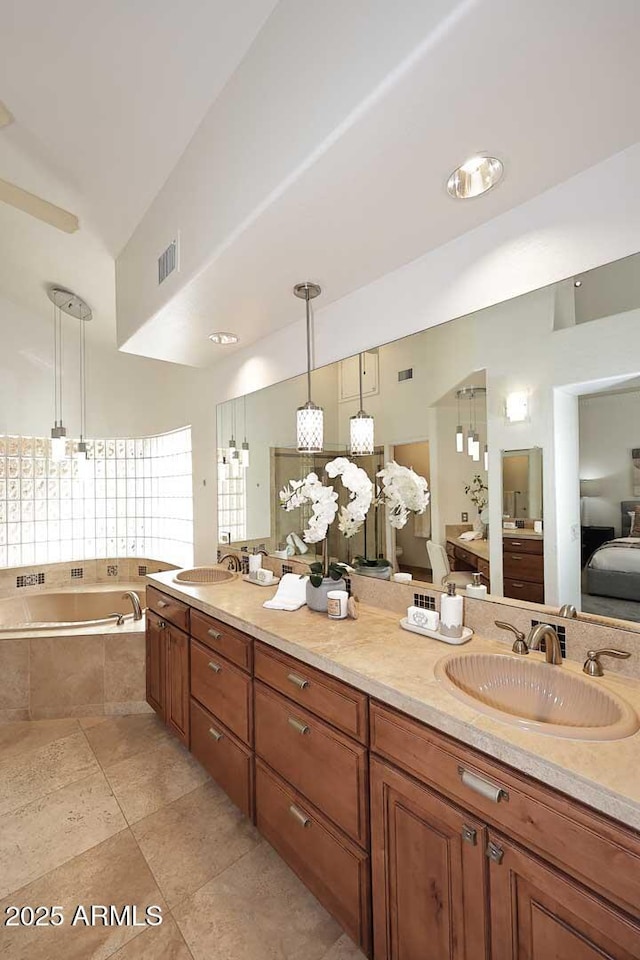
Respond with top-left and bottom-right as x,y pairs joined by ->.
589,538 -> 640,573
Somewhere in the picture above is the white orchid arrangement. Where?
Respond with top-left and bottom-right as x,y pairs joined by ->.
279,457 -> 373,543
376,461 -> 430,529
280,456 -> 429,544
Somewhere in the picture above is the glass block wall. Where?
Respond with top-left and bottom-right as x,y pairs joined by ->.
0,427 -> 193,569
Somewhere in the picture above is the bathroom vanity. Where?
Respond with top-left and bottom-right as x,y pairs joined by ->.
145,572 -> 640,959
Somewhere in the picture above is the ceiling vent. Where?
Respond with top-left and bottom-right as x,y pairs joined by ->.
158,238 -> 178,285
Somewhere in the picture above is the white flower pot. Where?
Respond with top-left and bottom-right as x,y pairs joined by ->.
306,577 -> 346,612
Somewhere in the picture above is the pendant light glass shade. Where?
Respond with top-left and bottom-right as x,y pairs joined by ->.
350,353 -> 374,456
467,430 -> 474,456
218,456 -> 229,481
472,432 -> 480,462
294,282 -> 323,453
50,433 -> 66,461
241,440 -> 249,468
297,401 -> 323,454
455,425 -> 464,453
483,444 -> 488,471
350,411 -> 375,456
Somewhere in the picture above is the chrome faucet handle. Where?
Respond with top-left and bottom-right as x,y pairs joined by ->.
558,604 -> 578,619
583,648 -> 631,677
495,620 -> 528,655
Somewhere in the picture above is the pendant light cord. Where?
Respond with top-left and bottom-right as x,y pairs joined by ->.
358,353 -> 364,411
305,287 -> 312,404
53,301 -> 58,426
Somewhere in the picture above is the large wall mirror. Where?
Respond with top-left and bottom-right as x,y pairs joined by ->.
217,250 -> 640,627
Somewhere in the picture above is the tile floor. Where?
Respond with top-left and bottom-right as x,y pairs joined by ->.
0,714 -> 366,960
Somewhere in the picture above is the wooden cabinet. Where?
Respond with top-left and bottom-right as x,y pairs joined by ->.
503,535 -> 544,602
489,834 -> 640,960
145,598 -> 189,745
191,638 -> 253,744
165,623 -> 190,743
371,757 -> 488,960
145,609 -> 166,718
190,697 -> 253,818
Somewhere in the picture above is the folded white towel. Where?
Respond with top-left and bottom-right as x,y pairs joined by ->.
263,573 -> 308,611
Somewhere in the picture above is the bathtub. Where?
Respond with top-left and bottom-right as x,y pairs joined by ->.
0,584 -> 145,633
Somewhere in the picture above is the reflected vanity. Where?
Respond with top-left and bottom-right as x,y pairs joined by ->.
217,250 -> 640,627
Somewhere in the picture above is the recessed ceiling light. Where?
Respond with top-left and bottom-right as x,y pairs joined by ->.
574,279 -> 583,288
446,155 -> 504,199
208,332 -> 239,345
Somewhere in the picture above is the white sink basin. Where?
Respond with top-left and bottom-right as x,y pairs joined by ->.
435,652 -> 638,741
174,567 -> 236,584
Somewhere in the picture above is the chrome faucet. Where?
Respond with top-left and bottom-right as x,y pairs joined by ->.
495,620 -> 529,655
122,591 -> 143,620
219,553 -> 242,572
527,623 -> 563,665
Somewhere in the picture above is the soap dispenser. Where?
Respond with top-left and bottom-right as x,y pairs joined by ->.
440,582 -> 464,639
466,572 -> 488,598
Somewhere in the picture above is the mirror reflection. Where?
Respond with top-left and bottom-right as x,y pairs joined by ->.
217,250 -> 640,626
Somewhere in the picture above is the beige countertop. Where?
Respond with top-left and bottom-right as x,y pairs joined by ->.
148,569 -> 640,831
447,537 -> 490,562
502,528 -> 544,540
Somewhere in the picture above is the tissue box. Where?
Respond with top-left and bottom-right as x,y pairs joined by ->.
407,605 -> 439,631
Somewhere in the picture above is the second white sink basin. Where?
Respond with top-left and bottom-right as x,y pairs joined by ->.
174,567 -> 235,584
435,652 -> 638,741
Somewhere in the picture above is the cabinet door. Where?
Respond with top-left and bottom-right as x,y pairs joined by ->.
165,623 -> 190,745
489,833 -> 640,960
145,610 -> 166,719
371,757 -> 489,960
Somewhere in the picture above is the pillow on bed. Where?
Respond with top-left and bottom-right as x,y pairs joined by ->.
630,507 -> 640,537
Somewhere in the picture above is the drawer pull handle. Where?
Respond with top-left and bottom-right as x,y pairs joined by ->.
207,628 -> 222,640
486,840 -> 504,864
288,717 -> 310,736
157,620 -> 167,629
511,555 -> 523,561
289,804 -> 311,828
511,582 -> 525,588
157,600 -> 169,608
459,767 -> 508,804
208,661 -> 222,673
208,726 -> 223,742
287,672 -> 309,690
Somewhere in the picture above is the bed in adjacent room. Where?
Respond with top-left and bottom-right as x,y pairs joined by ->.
586,500 -> 640,601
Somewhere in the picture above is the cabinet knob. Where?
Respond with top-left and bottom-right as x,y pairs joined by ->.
207,661 -> 222,673
208,726 -> 223,742
207,628 -> 222,640
287,672 -> 309,690
461,824 -> 477,845
486,840 -> 504,864
157,600 -> 169,608
288,716 -> 310,736
157,620 -> 167,629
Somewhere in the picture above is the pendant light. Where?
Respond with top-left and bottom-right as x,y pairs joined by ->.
241,395 -> 249,468
294,282 -> 323,453
350,353 -> 374,456
75,302 -> 91,480
455,390 -> 464,453
466,390 -> 474,457
484,444 -> 489,471
47,287 -> 92,461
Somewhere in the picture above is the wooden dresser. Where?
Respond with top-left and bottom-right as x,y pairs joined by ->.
502,534 -> 544,603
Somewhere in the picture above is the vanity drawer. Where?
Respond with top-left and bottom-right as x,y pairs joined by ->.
191,609 -> 252,673
254,642 -> 368,743
147,586 -> 190,632
503,578 -> 544,603
502,537 -> 543,555
190,698 -> 253,818
370,701 -> 640,918
190,639 -> 252,744
503,551 -> 543,582
254,681 -> 369,847
255,760 -> 371,953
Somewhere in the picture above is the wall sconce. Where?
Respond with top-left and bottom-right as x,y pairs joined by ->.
505,391 -> 529,423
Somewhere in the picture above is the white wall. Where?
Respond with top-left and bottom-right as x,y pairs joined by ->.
0,293 -> 192,439
579,390 -> 640,535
